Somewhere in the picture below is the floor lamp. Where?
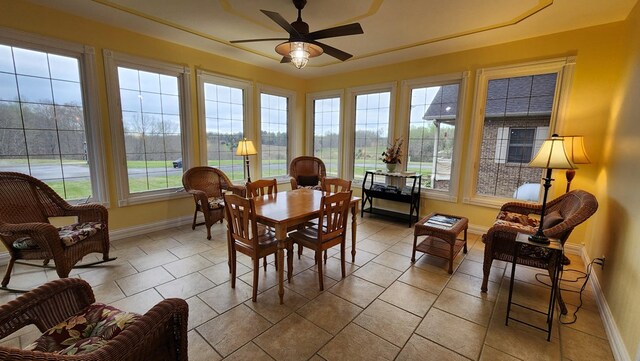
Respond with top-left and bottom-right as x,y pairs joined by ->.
562,135 -> 591,193
236,138 -> 257,182
527,134 -> 577,244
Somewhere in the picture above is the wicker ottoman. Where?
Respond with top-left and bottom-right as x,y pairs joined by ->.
412,213 -> 469,274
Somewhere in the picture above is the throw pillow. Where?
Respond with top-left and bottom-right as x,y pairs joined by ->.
542,210 -> 564,229
297,175 -> 319,187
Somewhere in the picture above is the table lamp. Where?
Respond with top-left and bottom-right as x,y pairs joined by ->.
562,135 -> 591,193
527,134 -> 577,244
236,138 -> 257,182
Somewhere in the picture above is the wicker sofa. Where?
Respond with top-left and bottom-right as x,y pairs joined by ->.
0,278 -> 188,360
481,189 -> 598,293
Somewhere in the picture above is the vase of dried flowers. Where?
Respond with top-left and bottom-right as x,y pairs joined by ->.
381,137 -> 403,172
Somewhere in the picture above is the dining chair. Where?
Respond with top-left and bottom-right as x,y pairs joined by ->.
246,179 -> 278,271
246,179 -> 278,197
224,193 -> 293,302
288,190 -> 352,291
321,177 -> 352,193
299,177 -> 352,262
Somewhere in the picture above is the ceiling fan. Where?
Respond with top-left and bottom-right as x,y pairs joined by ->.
230,0 -> 364,68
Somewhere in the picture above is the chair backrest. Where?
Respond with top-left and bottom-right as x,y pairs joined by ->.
543,189 -> 598,243
246,179 -> 278,197
289,156 -> 326,187
0,172 -> 67,224
317,191 -> 352,242
182,166 -> 232,198
321,178 -> 352,193
223,193 -> 259,249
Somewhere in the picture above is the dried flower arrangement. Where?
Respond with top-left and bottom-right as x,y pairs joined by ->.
381,137 -> 403,164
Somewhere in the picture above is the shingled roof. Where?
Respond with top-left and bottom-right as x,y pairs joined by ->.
423,73 -> 557,120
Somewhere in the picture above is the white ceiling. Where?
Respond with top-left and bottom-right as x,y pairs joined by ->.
28,0 -> 638,78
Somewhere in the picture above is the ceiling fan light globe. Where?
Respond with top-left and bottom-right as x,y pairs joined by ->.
290,42 -> 310,68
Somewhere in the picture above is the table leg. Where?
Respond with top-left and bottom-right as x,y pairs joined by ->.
275,226 -> 287,304
506,243 -> 520,325
351,204 -> 357,263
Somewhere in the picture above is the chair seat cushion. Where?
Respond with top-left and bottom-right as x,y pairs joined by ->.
198,196 -> 225,210
25,303 -> 141,356
296,185 -> 323,191
496,211 -> 540,228
12,222 -> 105,250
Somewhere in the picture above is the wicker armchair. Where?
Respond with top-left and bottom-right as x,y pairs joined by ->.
0,278 -> 188,360
0,172 -> 114,290
481,190 -> 598,295
289,156 -> 326,190
182,166 -> 245,240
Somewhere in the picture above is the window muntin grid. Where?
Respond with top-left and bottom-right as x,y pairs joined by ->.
260,93 -> 288,178
353,91 -> 391,181
312,97 -> 340,177
0,44 -> 93,200
117,67 -> 183,193
203,82 -> 245,181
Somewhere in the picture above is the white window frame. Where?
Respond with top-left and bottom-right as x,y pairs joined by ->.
0,27 -> 108,205
464,57 -> 576,208
398,72 -> 469,202
256,84 -> 296,182
306,89 -> 344,177
196,70 -> 253,180
345,82 -> 397,184
104,50 -> 193,206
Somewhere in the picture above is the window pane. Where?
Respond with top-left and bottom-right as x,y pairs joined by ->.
0,45 -> 92,200
117,66 -> 184,193
476,73 -> 557,199
408,83 -> 459,191
203,83 -> 245,181
261,93 -> 288,178
353,91 -> 390,180
313,97 -> 340,177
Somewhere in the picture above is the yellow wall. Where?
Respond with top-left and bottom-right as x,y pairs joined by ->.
0,0 -> 306,231
588,1 -> 640,357
306,21 -> 628,243
2,1 -> 640,356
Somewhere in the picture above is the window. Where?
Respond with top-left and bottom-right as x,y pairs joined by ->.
104,50 -> 192,205
0,30 -> 106,203
506,128 -> 536,163
467,58 -> 575,205
259,89 -> 292,179
406,81 -> 463,193
308,93 -> 341,177
197,71 -> 251,181
349,85 -> 395,181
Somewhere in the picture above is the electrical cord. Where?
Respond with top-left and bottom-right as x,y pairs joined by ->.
533,258 -> 601,325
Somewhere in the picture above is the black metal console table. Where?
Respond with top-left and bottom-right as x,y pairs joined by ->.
361,170 -> 421,227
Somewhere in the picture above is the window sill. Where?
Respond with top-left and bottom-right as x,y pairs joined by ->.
117,188 -> 190,207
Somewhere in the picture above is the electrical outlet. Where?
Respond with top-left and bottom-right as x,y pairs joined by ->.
595,255 -> 606,269
600,255 -> 606,269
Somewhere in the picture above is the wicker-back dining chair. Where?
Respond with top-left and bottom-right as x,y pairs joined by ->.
182,166 -> 245,240
0,172 -> 114,291
289,156 -> 326,190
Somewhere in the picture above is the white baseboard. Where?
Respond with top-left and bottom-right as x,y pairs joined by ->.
579,246 -> 631,361
468,223 -> 488,235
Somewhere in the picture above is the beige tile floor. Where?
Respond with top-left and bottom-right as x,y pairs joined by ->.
0,217 -> 614,360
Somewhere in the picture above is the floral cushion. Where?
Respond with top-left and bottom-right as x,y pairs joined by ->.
25,303 -> 141,356
12,222 -> 104,250
496,211 -> 540,228
296,185 -> 323,191
198,196 -> 225,210
493,212 -> 550,259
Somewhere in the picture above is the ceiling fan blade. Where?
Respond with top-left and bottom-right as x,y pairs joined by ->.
309,40 -> 353,61
230,38 -> 289,44
307,23 -> 364,40
280,57 -> 291,63
260,10 -> 300,37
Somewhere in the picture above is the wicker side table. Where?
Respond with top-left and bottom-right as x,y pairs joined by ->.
412,213 -> 469,273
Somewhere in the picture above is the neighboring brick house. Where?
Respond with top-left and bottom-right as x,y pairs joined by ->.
424,73 -> 557,199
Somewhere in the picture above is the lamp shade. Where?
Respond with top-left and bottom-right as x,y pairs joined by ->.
528,136 -> 577,170
562,135 -> 591,164
236,139 -> 257,156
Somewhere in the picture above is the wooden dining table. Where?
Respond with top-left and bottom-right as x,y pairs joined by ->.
253,188 -> 360,304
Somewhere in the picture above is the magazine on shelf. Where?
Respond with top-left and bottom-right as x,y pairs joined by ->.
425,214 -> 460,228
